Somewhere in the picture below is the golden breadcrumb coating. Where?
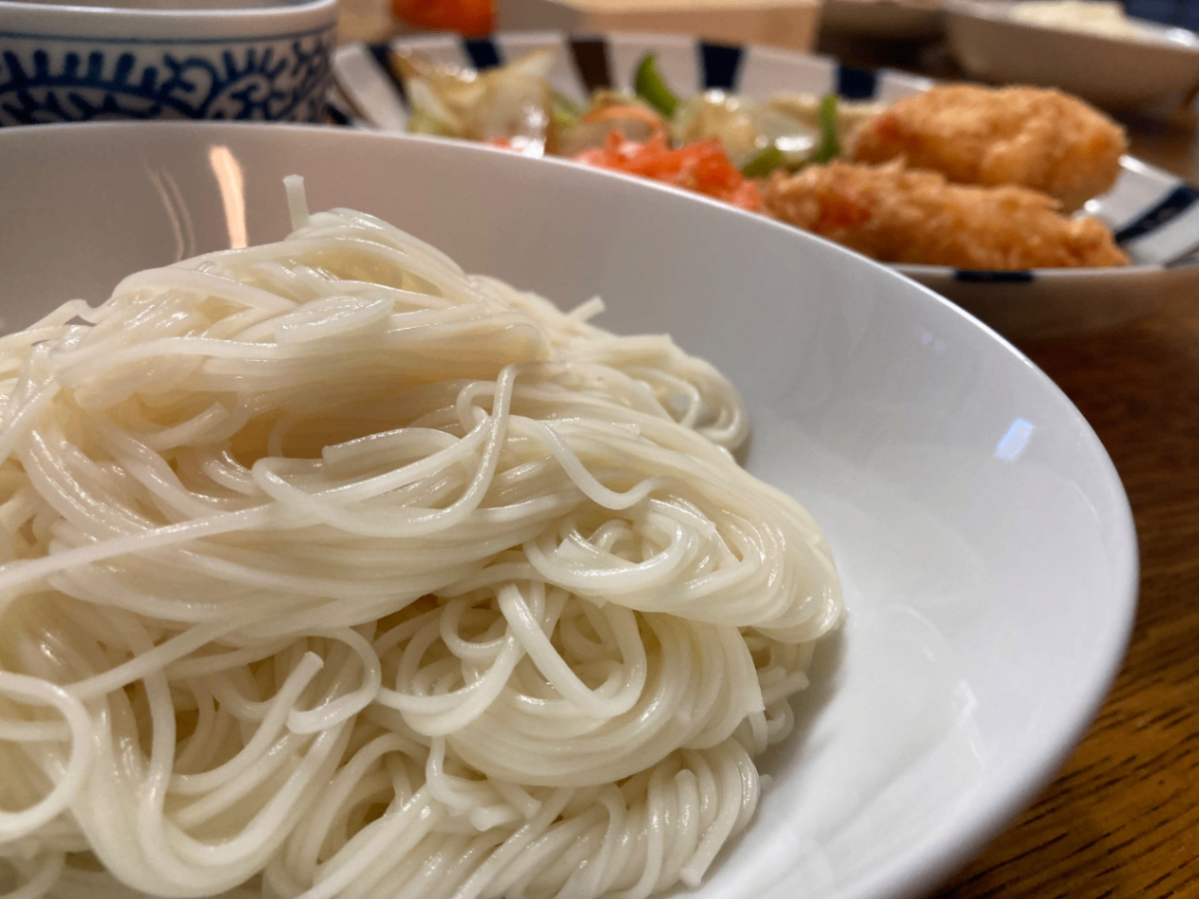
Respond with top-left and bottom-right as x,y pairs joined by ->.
761,161 -> 1129,270
848,84 -> 1127,213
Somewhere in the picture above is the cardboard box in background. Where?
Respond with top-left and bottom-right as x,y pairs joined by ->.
497,0 -> 823,51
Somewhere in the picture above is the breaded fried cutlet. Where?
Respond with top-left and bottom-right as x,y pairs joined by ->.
848,85 -> 1127,213
761,161 -> 1129,270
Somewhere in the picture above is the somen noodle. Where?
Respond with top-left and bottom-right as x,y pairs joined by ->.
0,178 -> 843,899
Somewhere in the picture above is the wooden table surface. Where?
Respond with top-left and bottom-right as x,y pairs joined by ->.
336,6 -> 1199,896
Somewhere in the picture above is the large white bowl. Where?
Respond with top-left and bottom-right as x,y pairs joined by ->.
944,0 -> 1199,109
0,122 -> 1137,899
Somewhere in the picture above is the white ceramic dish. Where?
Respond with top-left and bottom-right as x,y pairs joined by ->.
0,121 -> 1138,899
330,30 -> 1199,340
944,0 -> 1199,109
0,0 -> 338,125
821,0 -> 943,41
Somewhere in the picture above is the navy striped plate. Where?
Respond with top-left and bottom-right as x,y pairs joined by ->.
332,31 -> 1199,338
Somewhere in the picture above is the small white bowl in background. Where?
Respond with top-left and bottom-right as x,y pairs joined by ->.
943,0 -> 1199,109
0,0 -> 339,126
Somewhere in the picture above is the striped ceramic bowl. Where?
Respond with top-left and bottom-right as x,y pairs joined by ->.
332,30 -> 1199,339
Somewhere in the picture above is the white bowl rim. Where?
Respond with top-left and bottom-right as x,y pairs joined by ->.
897,257 -> 1199,279
943,0 -> 1199,53
0,0 -> 338,23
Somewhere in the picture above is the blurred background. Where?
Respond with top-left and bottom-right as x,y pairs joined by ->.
335,0 -> 1199,181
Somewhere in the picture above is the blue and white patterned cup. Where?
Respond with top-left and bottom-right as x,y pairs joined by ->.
0,0 -> 339,126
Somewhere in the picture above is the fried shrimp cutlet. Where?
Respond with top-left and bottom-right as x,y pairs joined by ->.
761,161 -> 1129,270
848,85 -> 1127,213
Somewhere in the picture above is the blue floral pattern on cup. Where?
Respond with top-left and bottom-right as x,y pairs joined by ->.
0,29 -> 334,125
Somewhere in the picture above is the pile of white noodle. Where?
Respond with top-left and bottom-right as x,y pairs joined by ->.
0,178 -> 842,899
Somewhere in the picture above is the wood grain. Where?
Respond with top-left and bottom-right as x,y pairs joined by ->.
330,9 -> 1199,893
